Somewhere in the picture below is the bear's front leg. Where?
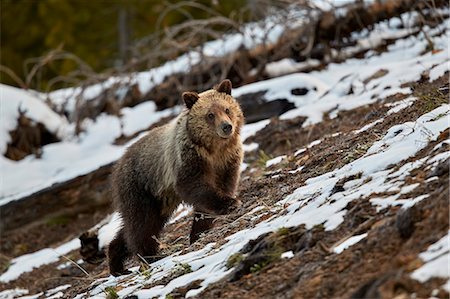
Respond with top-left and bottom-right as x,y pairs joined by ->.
176,179 -> 240,216
189,211 -> 214,244
176,147 -> 241,215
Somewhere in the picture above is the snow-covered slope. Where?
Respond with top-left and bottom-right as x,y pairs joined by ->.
1,7 -> 449,298
76,105 -> 448,299
1,10 -> 448,206
40,5 -> 312,115
0,84 -> 69,155
1,3 -> 449,298
0,101 -> 176,205
43,0 -> 362,115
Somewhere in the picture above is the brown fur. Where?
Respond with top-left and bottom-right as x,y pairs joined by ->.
108,80 -> 244,276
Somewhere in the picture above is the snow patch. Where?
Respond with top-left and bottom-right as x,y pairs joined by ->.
0,289 -> 29,299
385,97 -> 416,115
243,142 -> 259,152
429,60 -> 449,82
45,285 -> 71,299
0,239 -> 80,283
266,155 -> 286,167
168,204 -> 193,225
98,213 -> 123,249
240,119 -> 270,141
333,233 -> 368,254
281,251 -> 295,259
353,118 -> 384,134
265,58 -> 320,77
121,102 -> 177,136
0,84 -> 69,154
411,231 -> 450,291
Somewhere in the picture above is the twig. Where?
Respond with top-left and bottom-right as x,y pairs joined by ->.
0,65 -> 27,89
59,253 -> 91,278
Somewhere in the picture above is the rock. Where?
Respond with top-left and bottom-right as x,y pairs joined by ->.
291,88 -> 309,96
330,184 -> 345,195
396,206 -> 420,239
79,231 -> 105,264
239,232 -> 271,254
5,111 -> 59,161
165,280 -> 203,299
350,277 -> 381,299
426,159 -> 449,178
236,91 -> 296,124
294,230 -> 314,253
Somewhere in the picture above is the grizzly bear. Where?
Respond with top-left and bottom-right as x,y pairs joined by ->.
108,79 -> 244,276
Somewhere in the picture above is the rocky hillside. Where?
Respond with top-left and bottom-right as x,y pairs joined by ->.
0,1 -> 449,298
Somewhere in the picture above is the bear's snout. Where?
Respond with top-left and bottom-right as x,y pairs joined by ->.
220,122 -> 233,135
222,122 -> 232,134
218,121 -> 233,138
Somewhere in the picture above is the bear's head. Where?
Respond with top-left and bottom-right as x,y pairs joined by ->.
183,79 -> 244,149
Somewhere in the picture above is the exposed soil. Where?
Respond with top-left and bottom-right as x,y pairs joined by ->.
247,74 -> 448,159
1,0 -> 448,293
0,164 -> 114,258
197,132 -> 450,299
5,112 -> 60,161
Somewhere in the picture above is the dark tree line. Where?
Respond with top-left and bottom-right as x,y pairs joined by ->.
0,0 -> 249,90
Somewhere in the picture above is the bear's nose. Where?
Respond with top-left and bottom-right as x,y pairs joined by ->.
221,122 -> 233,135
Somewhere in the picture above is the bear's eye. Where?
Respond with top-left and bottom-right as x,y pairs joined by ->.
225,108 -> 230,115
207,113 -> 215,119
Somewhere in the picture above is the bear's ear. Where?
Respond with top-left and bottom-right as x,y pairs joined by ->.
182,92 -> 199,109
215,79 -> 232,95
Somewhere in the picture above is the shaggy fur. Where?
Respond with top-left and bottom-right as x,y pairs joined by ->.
108,80 -> 244,276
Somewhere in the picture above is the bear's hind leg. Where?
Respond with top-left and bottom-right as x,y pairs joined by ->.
125,201 -> 169,265
108,229 -> 131,276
